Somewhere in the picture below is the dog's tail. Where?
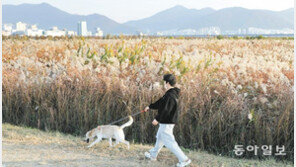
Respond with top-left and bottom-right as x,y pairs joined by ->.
120,116 -> 133,129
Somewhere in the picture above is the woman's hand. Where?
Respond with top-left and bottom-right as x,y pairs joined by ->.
152,119 -> 159,126
144,106 -> 149,112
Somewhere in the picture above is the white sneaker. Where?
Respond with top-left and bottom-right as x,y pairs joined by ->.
176,159 -> 191,167
144,152 -> 157,161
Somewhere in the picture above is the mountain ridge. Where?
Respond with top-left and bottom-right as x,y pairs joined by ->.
3,3 -> 294,34
124,5 -> 294,33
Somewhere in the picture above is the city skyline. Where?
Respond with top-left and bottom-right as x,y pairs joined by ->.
2,21 -> 104,37
3,0 -> 294,23
3,21 -> 293,37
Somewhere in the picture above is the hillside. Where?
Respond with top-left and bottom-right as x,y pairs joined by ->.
124,6 -> 294,33
2,124 -> 293,167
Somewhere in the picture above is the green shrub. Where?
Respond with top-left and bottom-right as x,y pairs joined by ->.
217,35 -> 224,40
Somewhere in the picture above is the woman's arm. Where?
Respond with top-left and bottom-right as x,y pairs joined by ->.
149,94 -> 166,110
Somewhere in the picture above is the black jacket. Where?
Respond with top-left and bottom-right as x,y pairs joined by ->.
149,87 -> 180,124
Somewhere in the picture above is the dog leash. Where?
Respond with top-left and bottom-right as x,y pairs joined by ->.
108,110 -> 146,125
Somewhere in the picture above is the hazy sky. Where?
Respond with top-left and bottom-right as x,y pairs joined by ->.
3,0 -> 294,23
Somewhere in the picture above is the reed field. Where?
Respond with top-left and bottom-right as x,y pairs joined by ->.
2,37 -> 294,161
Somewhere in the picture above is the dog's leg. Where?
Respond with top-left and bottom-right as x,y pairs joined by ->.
87,138 -> 102,148
115,131 -> 130,149
124,140 -> 130,150
109,138 -> 113,147
113,140 -> 119,147
119,139 -> 130,150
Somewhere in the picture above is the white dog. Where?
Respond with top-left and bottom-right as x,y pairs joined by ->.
84,116 -> 133,149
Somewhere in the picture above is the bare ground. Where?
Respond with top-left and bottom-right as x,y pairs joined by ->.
2,123 -> 293,167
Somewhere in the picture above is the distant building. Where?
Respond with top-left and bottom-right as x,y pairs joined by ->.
3,24 -> 13,36
247,27 -> 293,35
27,29 -> 43,36
3,31 -> 11,36
12,31 -> 26,36
156,27 -> 221,36
26,24 -> 43,36
16,22 -> 27,31
87,31 -> 92,36
137,31 -> 146,36
4,24 -> 13,31
196,27 -> 220,35
30,24 -> 38,30
138,32 -> 144,36
44,26 -> 66,37
2,31 -> 12,36
77,21 -> 88,36
11,22 -> 27,36
94,27 -> 103,37
156,32 -> 164,36
67,30 -> 76,36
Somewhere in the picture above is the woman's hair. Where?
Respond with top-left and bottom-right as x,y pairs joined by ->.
163,74 -> 176,86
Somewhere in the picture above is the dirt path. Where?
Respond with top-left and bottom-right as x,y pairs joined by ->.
2,124 -> 293,167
